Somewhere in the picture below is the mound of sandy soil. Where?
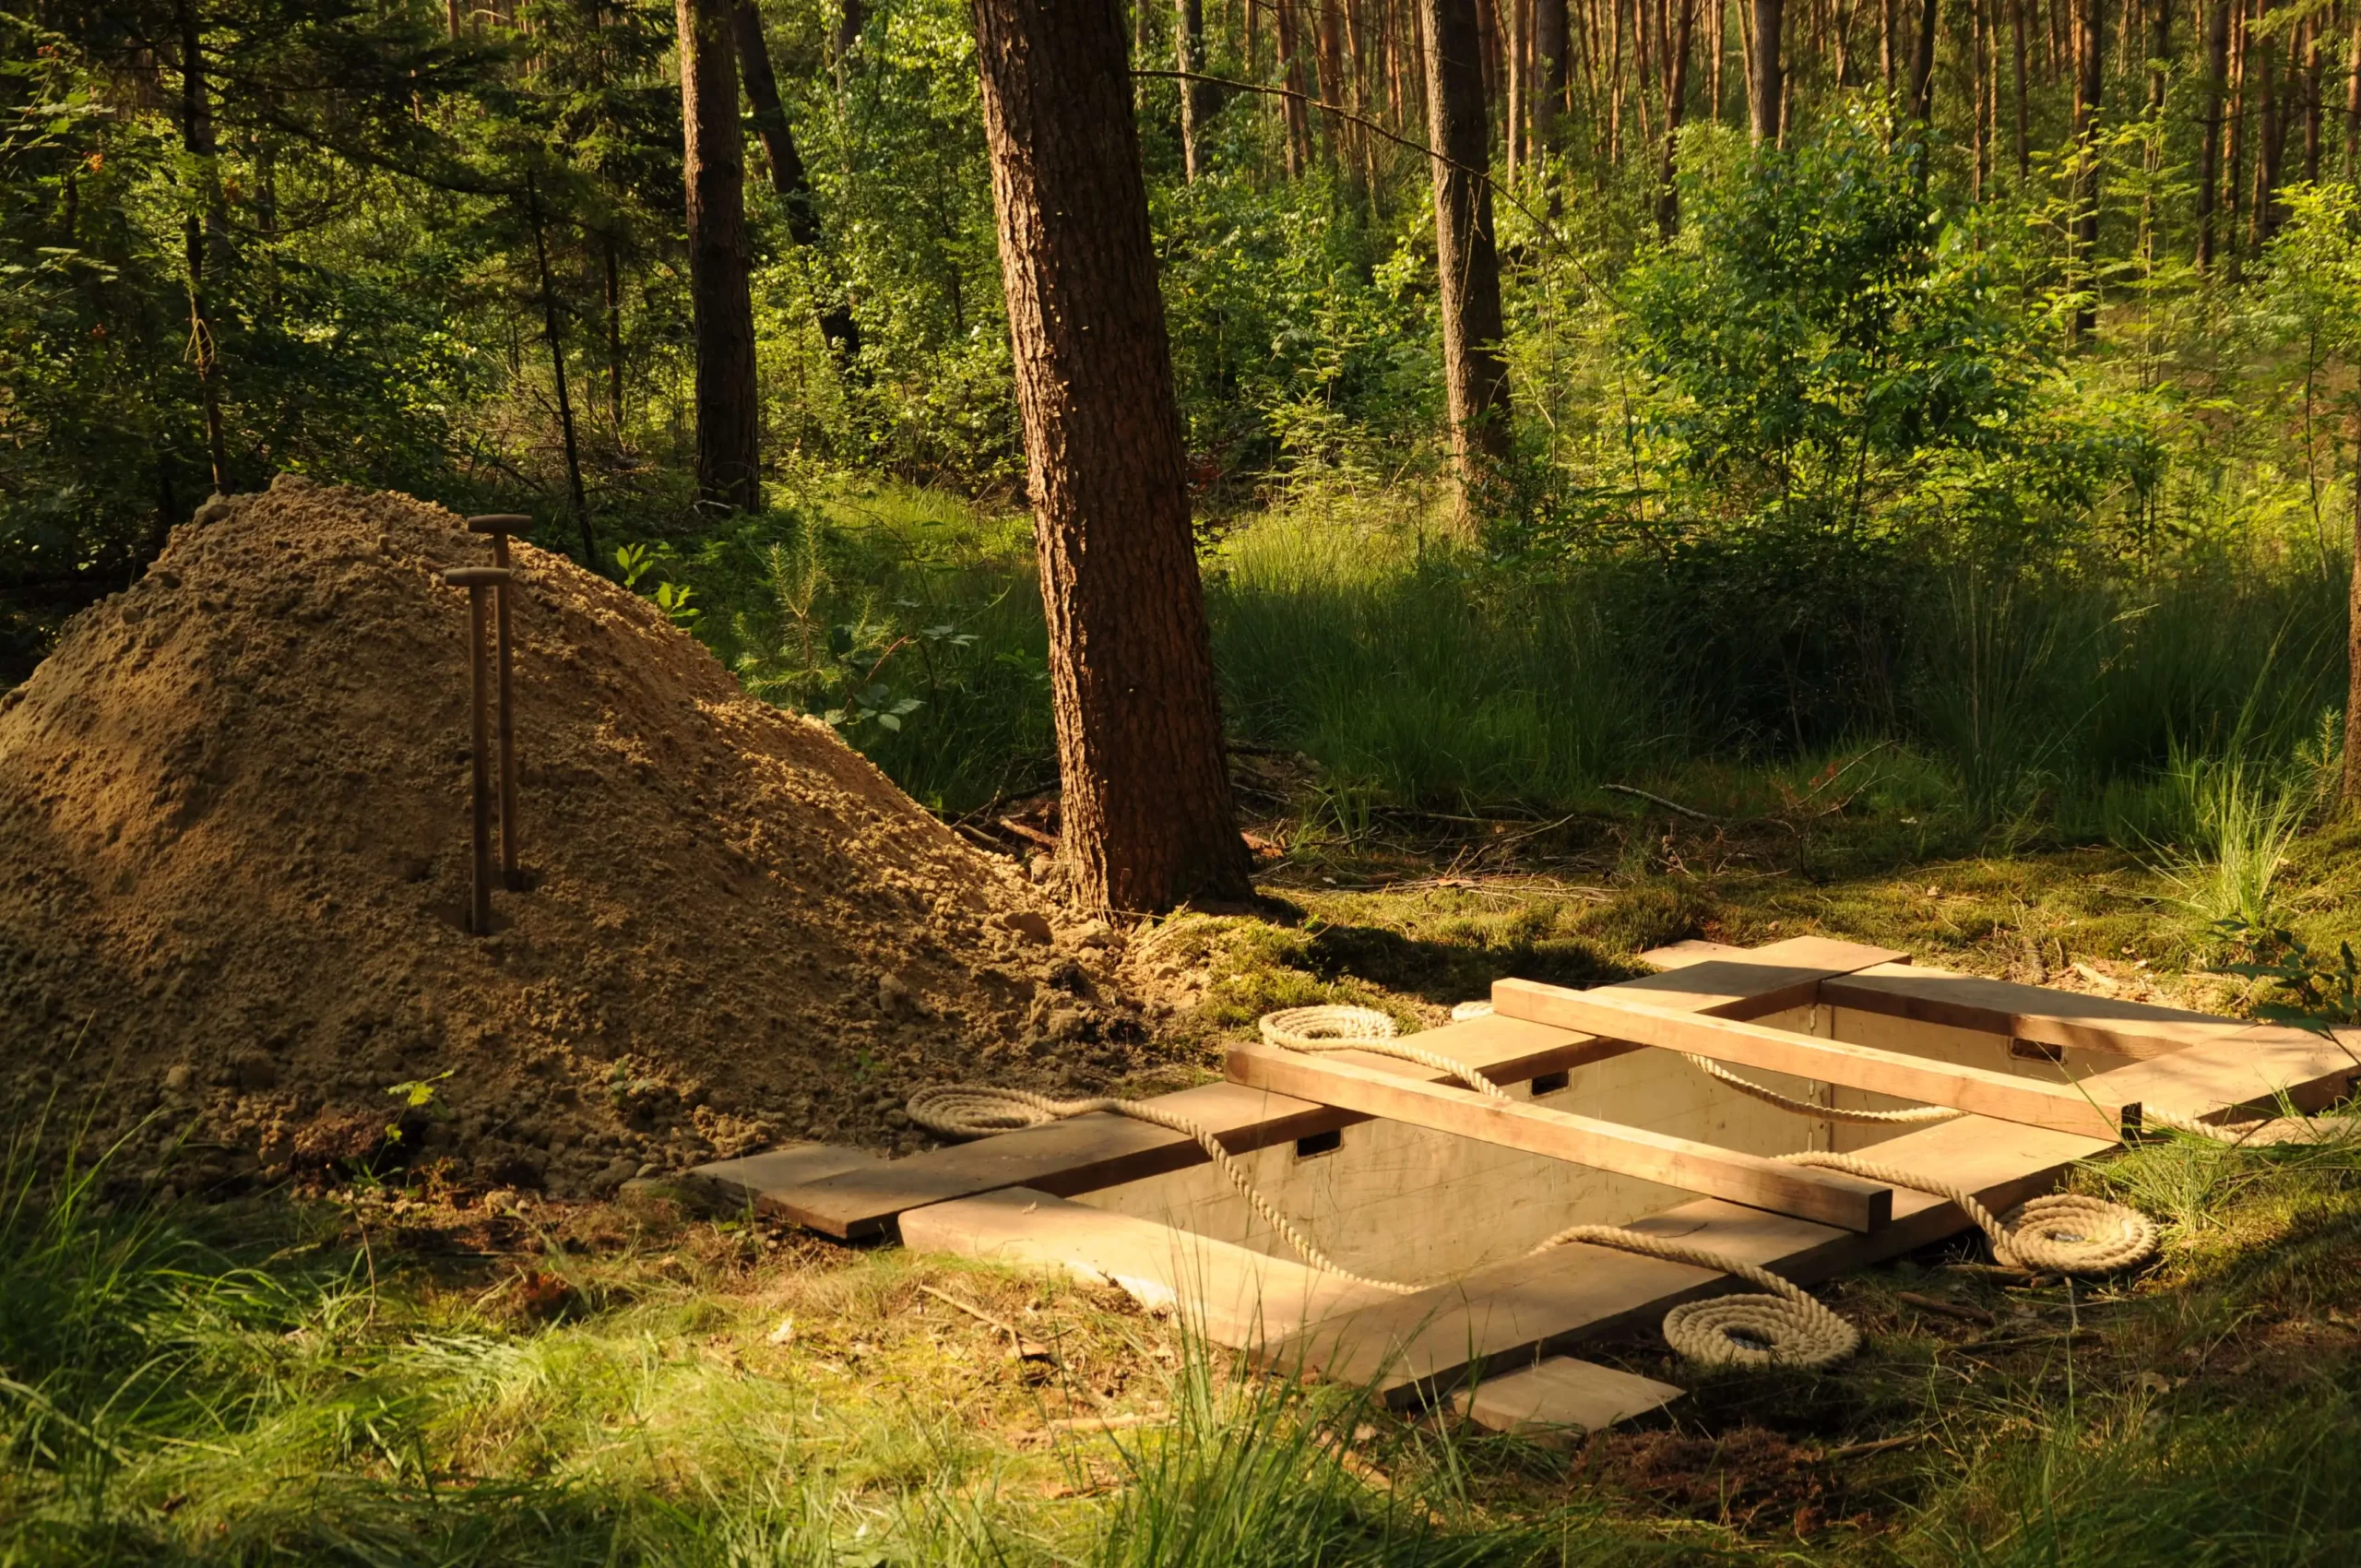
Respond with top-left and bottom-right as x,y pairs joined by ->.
0,477 -> 1146,1198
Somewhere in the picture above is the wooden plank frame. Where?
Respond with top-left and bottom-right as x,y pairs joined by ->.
1225,1041 -> 1894,1232
733,935 -> 1909,1238
1491,980 -> 2141,1139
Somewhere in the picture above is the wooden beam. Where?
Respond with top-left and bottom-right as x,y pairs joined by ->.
1267,1111 -> 2112,1403
1451,1355 -> 1684,1437
733,935 -> 1907,1239
1270,1012 -> 2361,1404
1492,981 -> 2139,1139
1821,963 -> 2254,1061
1226,1042 -> 1893,1232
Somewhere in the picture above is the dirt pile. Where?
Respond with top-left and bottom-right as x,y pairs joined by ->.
0,477 -> 1149,1198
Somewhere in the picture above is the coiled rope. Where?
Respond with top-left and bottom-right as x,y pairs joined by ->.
909,1003 -> 2158,1369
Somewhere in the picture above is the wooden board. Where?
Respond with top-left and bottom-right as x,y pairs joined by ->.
1450,1355 -> 1684,1437
896,1185 -> 1397,1348
1270,1006 -> 2361,1405
1491,981 -> 2138,1139
1821,963 -> 2253,1061
1225,1042 -> 1893,1232
738,935 -> 1909,1239
1267,1111 -> 2117,1402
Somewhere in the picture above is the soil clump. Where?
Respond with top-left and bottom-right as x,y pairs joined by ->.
0,478 -> 1147,1198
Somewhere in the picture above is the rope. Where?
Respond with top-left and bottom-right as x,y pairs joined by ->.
1774,1151 -> 2158,1275
908,1005 -> 2162,1371
1529,1224 -> 1861,1369
1449,999 -> 1961,1124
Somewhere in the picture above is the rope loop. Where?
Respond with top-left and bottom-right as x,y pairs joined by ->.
1992,1193 -> 2159,1274
1258,1004 -> 1396,1049
1535,1223 -> 1860,1369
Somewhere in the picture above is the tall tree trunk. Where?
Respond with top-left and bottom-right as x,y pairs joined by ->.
734,0 -> 862,367
1177,0 -> 1210,177
1882,0 -> 1897,95
677,0 -> 761,511
833,0 -> 864,89
1277,0 -> 1314,172
2199,0 -> 2228,265
603,232 -> 626,431
1907,0 -> 1938,128
2013,0 -> 2030,180
1536,0 -> 1569,144
2225,0 -> 2248,275
1419,0 -> 1513,523
2140,0 -> 2166,259
176,0 -> 230,496
1656,0 -> 1697,232
2250,0 -> 2279,249
967,0 -> 1252,912
2348,398 -> 2361,806
2070,0 -> 2103,338
527,173 -> 595,564
2303,12 -> 2321,181
2344,0 -> 2360,179
1750,0 -> 1783,138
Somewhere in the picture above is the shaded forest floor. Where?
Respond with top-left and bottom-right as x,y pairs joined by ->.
12,801 -> 2361,1564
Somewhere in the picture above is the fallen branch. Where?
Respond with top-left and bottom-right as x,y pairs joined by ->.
1897,1290 -> 1997,1326
1602,783 -> 1718,821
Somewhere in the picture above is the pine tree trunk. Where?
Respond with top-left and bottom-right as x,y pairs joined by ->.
2071,0 -> 2103,336
678,0 -> 762,511
2014,0 -> 2030,180
1536,0 -> 1569,144
2199,0 -> 2229,265
1277,0 -> 1314,172
1907,0 -> 1938,126
1656,0 -> 1695,232
1177,0 -> 1210,178
1750,0 -> 1783,139
2347,399 -> 2361,806
734,0 -> 862,367
1420,0 -> 1514,524
968,0 -> 1253,912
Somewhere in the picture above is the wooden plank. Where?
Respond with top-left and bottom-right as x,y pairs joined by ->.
2094,1022 -> 2361,1125
1275,1016 -> 2361,1404
1225,1042 -> 1893,1232
1271,1112 -> 2115,1402
1821,963 -> 2252,1061
896,1186 -> 1396,1348
752,935 -> 1909,1239
1450,1356 -> 1684,1437
691,1140 -> 883,1197
1492,981 -> 2138,1139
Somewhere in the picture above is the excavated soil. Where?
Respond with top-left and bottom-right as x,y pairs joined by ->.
0,476 -> 1150,1199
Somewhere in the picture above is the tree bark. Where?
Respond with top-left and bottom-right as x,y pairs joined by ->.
1907,0 -> 1938,127
1656,0 -> 1696,233
968,0 -> 1252,912
2013,0 -> 2030,180
1421,0 -> 1514,522
2344,1 -> 2360,180
1277,0 -> 1314,172
2198,0 -> 2228,266
734,0 -> 862,367
2070,0 -> 2103,338
1176,0 -> 1211,177
1748,0 -> 1782,140
677,0 -> 762,511
1535,0 -> 1568,145
2348,399 -> 2361,806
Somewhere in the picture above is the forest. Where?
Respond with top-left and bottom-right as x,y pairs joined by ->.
12,0 -> 2361,1562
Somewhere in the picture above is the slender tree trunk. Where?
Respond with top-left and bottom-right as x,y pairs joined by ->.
1657,0 -> 1697,232
677,0 -> 761,511
1177,0 -> 1210,177
1971,0 -> 1988,194
2199,0 -> 2228,265
1277,0 -> 1313,172
2250,0 -> 2279,248
2347,398 -> 2361,806
603,232 -> 625,432
176,0 -> 230,496
1907,0 -> 1938,126
2070,0 -> 2103,338
2013,0 -> 2030,180
1882,0 -> 1897,94
833,0 -> 864,89
968,0 -> 1252,912
734,0 -> 861,367
1536,0 -> 1569,143
2141,0 -> 2166,259
526,173 -> 594,563
2303,12 -> 2321,182
1750,0 -> 1782,137
1321,0 -> 1349,159
2344,0 -> 2360,179
1421,0 -> 1513,523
